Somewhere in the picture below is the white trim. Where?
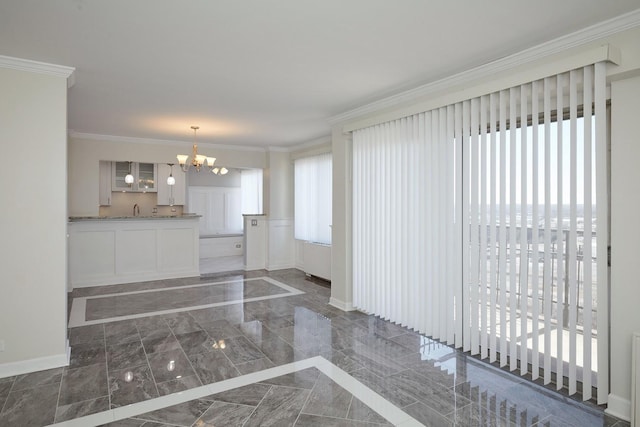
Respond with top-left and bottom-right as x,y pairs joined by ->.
68,277 -> 304,327
335,44 -> 621,133
0,351 -> 69,379
329,297 -> 354,312
290,144 -> 333,161
633,333 -> 640,424
606,393 -> 631,422
328,8 -> 640,127
68,131 -> 268,152
265,263 -> 296,271
0,54 -> 75,83
70,271 -> 201,288
291,136 -> 333,151
47,356 -> 423,427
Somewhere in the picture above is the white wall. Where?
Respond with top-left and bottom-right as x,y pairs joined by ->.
330,128 -> 352,309
68,136 -> 266,216
265,150 -> 293,220
0,65 -> 70,373
609,74 -> 640,418
264,150 -> 295,270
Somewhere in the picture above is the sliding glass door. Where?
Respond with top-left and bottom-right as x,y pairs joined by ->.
352,62 -> 609,402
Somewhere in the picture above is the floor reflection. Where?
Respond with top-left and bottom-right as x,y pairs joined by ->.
0,269 -> 628,427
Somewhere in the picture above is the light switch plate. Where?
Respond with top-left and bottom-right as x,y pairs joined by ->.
0,340 -> 5,352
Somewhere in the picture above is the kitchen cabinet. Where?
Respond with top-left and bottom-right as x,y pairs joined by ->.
157,163 -> 186,205
99,160 -> 112,206
112,161 -> 157,192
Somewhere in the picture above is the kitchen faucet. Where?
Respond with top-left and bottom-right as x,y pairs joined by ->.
133,204 -> 140,217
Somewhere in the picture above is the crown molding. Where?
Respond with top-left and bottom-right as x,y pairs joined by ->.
294,136 -> 332,150
267,146 -> 292,153
328,8 -> 640,126
0,54 -> 75,87
283,135 -> 332,154
68,131 -> 267,152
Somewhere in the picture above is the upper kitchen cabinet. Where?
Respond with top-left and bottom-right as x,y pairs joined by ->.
112,161 -> 157,192
99,161 -> 112,205
157,163 -> 186,205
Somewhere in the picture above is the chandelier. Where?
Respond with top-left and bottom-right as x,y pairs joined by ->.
176,126 -> 216,172
212,166 -> 228,175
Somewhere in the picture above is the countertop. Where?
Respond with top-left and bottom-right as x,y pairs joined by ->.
69,214 -> 201,222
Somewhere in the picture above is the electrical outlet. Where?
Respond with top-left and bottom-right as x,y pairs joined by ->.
0,340 -> 5,352
235,244 -> 242,248
251,219 -> 258,226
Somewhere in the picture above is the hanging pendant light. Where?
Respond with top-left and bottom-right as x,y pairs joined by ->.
176,126 -> 216,172
166,163 -> 176,186
125,161 -> 134,184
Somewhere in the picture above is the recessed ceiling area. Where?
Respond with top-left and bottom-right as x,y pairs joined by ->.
1,1 -> 639,148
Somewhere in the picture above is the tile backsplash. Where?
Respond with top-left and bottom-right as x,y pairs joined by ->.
99,192 -> 184,217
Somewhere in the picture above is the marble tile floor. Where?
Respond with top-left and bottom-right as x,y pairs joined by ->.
96,369 -> 398,426
46,357 -> 421,426
200,255 -> 244,275
0,269 -> 631,427
69,277 -> 302,327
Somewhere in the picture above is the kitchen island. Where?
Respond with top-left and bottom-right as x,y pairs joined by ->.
68,215 -> 200,288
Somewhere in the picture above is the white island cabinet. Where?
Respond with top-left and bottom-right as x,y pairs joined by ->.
68,215 -> 200,288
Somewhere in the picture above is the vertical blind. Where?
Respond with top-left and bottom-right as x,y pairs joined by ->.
241,168 -> 263,216
352,111 -> 461,344
294,153 -> 332,244
352,62 -> 608,402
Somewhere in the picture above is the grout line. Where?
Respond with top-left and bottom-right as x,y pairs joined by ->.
187,399 -> 220,427
103,324 -> 111,411
169,321 -> 204,388
0,375 -> 17,414
137,324 -> 161,399
292,369 -> 319,425
345,395 -> 355,421
52,368 -> 65,423
240,384 -> 272,427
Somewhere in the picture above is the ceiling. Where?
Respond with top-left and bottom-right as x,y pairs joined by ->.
1,1 -> 639,149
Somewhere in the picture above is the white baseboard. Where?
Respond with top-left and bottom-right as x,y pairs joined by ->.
606,393 -> 631,422
266,263 -> 295,271
0,343 -> 70,379
329,297 -> 354,312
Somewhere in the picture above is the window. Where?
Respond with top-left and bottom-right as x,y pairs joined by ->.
294,153 -> 332,244
241,169 -> 263,216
